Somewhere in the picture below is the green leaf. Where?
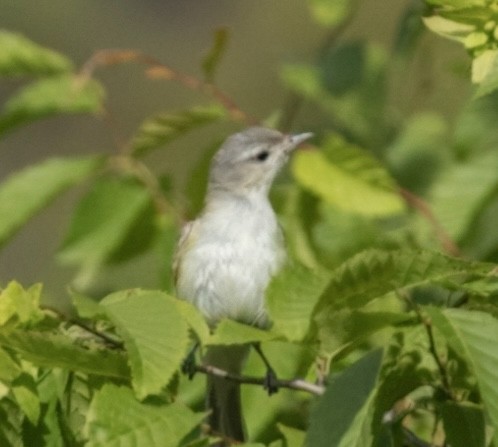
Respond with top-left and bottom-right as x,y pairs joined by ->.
312,249 -> 492,350
12,373 -> 40,425
292,135 -> 404,216
0,156 -> 102,249
100,289 -> 190,399
473,50 -> 498,96
0,281 -> 44,327
266,262 -> 330,342
386,112 -> 448,194
174,299 -> 210,345
308,0 -> 353,27
0,347 -> 21,382
0,30 -> 73,77
307,349 -> 383,447
430,151 -> 498,240
277,424 -> 306,447
0,75 -> 104,135
422,15 -> 474,44
70,290 -> 107,320
85,384 -> 204,447
315,249 -> 490,315
201,27 -> 229,82
58,178 -> 153,269
427,308 -> 498,445
129,104 -> 226,156
185,141 -> 220,217
0,329 -> 129,378
276,186 -> 321,269
208,319 -> 281,345
441,401 -> 485,447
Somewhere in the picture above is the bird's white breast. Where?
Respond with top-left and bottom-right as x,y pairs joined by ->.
176,193 -> 285,328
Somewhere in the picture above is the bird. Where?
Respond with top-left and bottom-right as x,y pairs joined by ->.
173,126 -> 313,445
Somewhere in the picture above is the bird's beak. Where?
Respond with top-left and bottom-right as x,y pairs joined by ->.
288,132 -> 314,148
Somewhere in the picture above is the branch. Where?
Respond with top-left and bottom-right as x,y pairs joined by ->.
194,363 -> 325,396
41,306 -> 124,350
78,49 -> 256,126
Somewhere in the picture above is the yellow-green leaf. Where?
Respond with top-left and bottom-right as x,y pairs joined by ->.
0,30 -> 73,77
292,135 -> 404,216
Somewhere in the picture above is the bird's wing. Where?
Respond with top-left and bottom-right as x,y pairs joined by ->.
172,219 -> 199,288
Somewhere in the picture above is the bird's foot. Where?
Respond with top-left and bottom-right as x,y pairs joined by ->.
263,368 -> 279,395
181,344 -> 199,380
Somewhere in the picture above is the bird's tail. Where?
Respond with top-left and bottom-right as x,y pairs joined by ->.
204,344 -> 249,446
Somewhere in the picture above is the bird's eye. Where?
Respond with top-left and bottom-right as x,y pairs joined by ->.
255,150 -> 269,162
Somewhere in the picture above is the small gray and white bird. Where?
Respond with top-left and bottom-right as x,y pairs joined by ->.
173,127 -> 313,444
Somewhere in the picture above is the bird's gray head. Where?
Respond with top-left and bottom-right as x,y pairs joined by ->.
208,127 -> 313,196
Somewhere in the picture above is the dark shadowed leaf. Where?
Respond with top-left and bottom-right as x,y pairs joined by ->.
307,349 -> 383,447
0,329 -> 129,378
58,178 -> 154,269
428,308 -> 498,445
442,401 -> 485,447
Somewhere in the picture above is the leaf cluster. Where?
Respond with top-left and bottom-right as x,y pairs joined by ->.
1,1 -> 498,446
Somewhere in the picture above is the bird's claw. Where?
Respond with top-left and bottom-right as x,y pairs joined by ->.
181,349 -> 197,380
264,368 -> 279,395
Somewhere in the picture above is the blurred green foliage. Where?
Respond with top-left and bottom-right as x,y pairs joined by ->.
0,1 -> 498,446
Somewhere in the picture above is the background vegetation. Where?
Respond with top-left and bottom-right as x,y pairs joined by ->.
1,0 -> 498,446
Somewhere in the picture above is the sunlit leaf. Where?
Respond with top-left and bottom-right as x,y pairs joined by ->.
0,156 -> 102,249
474,50 -> 498,96
0,30 -> 73,77
0,281 -> 44,327
85,384 -> 204,447
292,135 -> 404,216
0,75 -> 104,135
427,308 -> 498,445
422,15 -> 474,44
100,289 -> 190,399
307,349 -> 383,447
130,104 -> 226,156
201,27 -> 229,82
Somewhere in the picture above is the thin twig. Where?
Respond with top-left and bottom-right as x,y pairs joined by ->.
400,293 -> 456,400
193,363 -> 325,396
399,188 -> 461,257
42,306 -> 124,349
